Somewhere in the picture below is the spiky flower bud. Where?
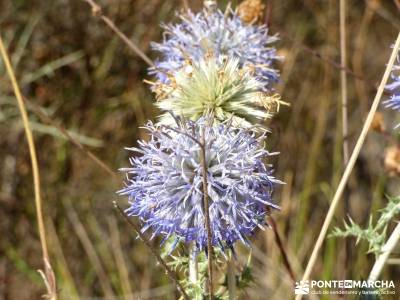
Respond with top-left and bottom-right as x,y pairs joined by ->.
156,56 -> 281,128
150,6 -> 280,90
118,118 -> 281,251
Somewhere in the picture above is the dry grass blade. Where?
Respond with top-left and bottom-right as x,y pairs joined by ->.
296,31 -> 400,300
0,35 -> 57,299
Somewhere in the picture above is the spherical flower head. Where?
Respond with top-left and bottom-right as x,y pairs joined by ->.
149,5 -> 281,90
118,118 -> 281,251
384,54 -> 400,127
156,56 -> 281,129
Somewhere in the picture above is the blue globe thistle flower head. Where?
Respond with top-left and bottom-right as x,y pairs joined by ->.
118,118 -> 281,251
149,4 -> 281,91
384,54 -> 400,127
155,56 -> 282,129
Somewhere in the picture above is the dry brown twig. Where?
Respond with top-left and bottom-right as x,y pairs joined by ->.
24,97 -> 118,181
81,0 -> 154,67
267,214 -> 296,285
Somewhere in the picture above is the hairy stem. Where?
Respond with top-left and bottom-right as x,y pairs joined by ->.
200,128 -> 214,299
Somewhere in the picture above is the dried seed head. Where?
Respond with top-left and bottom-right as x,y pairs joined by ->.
371,112 -> 386,133
384,146 -> 400,176
237,0 -> 265,24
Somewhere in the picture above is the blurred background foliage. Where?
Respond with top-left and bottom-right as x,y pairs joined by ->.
1,0 -> 400,299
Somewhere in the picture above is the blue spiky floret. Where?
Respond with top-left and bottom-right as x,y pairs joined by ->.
384,54 -> 400,127
118,118 -> 281,251
149,6 -> 281,91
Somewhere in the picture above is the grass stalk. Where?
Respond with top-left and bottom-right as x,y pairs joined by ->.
368,222 -> 400,281
0,35 -> 57,299
296,31 -> 400,300
0,36 -> 57,300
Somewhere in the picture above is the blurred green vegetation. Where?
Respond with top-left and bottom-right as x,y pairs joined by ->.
1,0 -> 400,299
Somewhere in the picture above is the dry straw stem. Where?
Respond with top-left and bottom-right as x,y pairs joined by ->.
0,35 -> 57,299
81,0 -> 154,67
296,31 -> 400,300
340,0 -> 349,165
368,222 -> 400,281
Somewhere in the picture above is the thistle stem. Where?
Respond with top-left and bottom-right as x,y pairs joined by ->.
227,253 -> 236,300
189,244 -> 199,285
368,222 -> 400,282
200,128 -> 214,299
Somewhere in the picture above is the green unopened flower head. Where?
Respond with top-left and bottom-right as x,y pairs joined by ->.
155,56 -> 281,129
